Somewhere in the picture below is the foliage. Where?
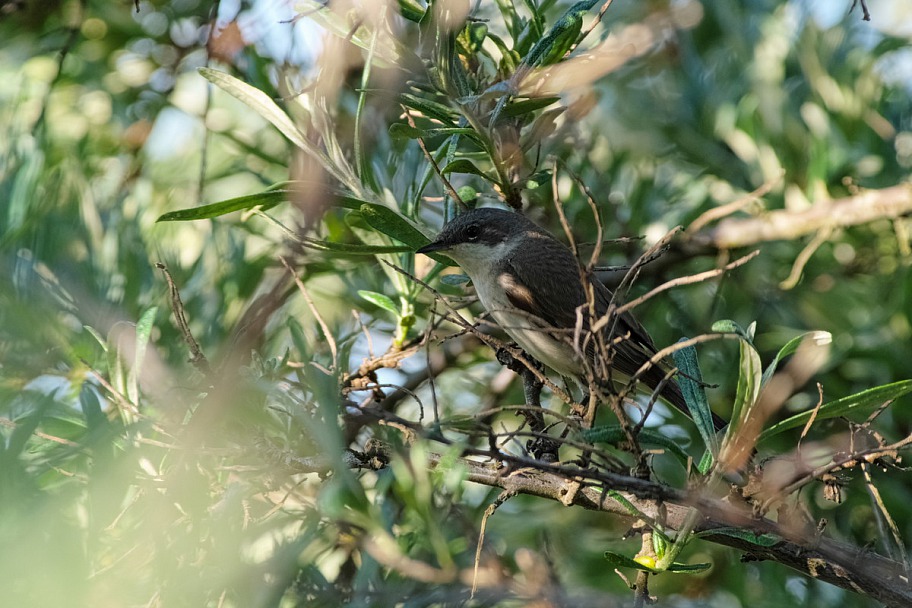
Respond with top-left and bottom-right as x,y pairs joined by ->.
1,0 -> 911,606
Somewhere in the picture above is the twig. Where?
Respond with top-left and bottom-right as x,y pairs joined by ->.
401,108 -> 467,211
686,176 -> 780,234
764,433 -> 912,511
383,260 -> 576,406
472,490 -> 517,597
610,250 -> 760,321
0,417 -> 80,447
280,256 -> 338,369
574,0 -> 616,52
779,226 -> 833,290
155,263 -> 211,374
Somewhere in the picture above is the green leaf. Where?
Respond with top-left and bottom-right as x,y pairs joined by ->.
398,93 -> 458,123
501,96 -> 561,117
359,204 -> 428,248
303,239 -> 413,255
128,307 -> 157,404
761,331 -> 832,387
441,159 -> 490,179
83,325 -> 108,352
388,123 -> 426,139
158,182 -> 370,222
288,317 -> 311,361
397,0 -> 425,23
439,273 -> 470,285
523,0 -> 598,67
358,290 -> 399,316
672,340 -> 719,456
697,527 -> 781,547
697,449 -> 714,475
157,191 -> 285,222
439,414 -> 485,432
758,380 -> 912,442
359,204 -> 453,265
200,67 -> 309,151
389,123 -> 480,142
5,393 -> 55,458
666,562 -> 713,573
604,551 -> 658,572
716,321 -> 761,431
580,425 -> 692,466
711,319 -> 754,343
79,384 -> 106,430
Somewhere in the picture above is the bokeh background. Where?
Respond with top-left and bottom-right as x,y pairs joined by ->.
1,0 -> 911,606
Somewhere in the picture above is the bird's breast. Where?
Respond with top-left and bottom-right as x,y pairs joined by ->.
471,277 -> 582,377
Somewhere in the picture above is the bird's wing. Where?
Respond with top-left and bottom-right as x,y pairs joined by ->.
590,277 -> 659,352
496,233 -> 587,329
498,234 -> 726,430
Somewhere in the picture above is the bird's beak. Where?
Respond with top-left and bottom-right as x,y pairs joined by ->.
416,240 -> 449,255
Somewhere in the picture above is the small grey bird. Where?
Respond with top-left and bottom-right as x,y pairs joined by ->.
417,207 -> 725,430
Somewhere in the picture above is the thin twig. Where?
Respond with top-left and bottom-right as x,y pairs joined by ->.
609,250 -> 760,323
401,108 -> 467,211
573,0 -> 616,52
472,490 -> 517,597
687,175 -> 780,234
779,226 -> 833,290
155,263 -> 211,374
280,256 -> 338,369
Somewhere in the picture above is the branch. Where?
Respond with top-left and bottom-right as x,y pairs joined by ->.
694,184 -> 912,249
425,451 -> 912,607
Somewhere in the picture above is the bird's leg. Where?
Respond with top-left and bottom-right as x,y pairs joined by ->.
495,345 -> 560,462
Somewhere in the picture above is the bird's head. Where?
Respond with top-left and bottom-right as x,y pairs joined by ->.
416,208 -> 540,275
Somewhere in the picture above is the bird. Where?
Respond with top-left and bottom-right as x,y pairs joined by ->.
416,206 -> 726,431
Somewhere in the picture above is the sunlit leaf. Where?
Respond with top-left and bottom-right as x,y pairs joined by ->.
157,190 -> 288,222
358,290 -> 399,316
761,331 -> 832,387
604,551 -> 658,572
200,67 -> 309,150
758,380 -> 912,442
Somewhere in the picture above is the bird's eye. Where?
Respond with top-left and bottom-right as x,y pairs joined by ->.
465,224 -> 481,240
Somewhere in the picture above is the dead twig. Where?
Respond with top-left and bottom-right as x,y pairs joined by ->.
155,263 -> 211,374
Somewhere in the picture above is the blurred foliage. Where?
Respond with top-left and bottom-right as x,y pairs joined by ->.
1,0 -> 911,606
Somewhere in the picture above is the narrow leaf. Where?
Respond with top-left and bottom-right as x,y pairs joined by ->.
398,93 -> 458,122
501,96 -> 561,117
523,0 -> 599,67
303,239 -> 412,255
758,380 -> 912,442
440,273 -> 470,285
581,425 -> 692,466
360,203 -> 429,248
672,340 -> 719,456
761,331 -> 832,387
441,159 -> 490,179
200,68 -> 309,150
128,307 -> 157,404
358,290 -> 399,316
157,190 -> 288,222
666,562 -> 713,573
604,551 -> 657,572
697,527 -> 781,547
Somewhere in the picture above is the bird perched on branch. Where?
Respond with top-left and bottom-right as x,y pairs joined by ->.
417,206 -> 726,431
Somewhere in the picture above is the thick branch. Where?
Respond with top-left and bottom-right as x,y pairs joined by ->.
696,184 -> 912,249
426,452 -> 912,607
